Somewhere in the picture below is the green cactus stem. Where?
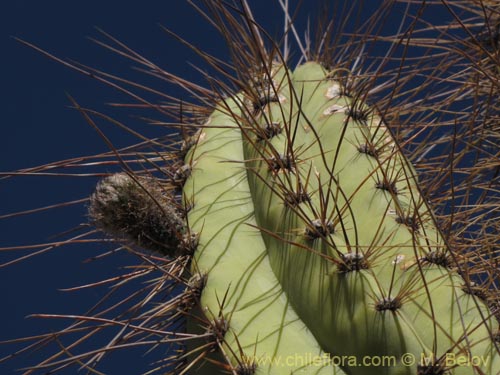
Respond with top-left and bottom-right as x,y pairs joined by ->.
182,99 -> 345,374
238,61 -> 499,374
3,1 -> 500,375
177,59 -> 499,374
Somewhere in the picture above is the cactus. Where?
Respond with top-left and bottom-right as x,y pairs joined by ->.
2,1 -> 500,374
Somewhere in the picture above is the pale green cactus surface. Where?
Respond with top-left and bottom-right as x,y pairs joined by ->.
181,61 -> 499,374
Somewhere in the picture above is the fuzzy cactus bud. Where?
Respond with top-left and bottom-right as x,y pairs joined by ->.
89,173 -> 192,256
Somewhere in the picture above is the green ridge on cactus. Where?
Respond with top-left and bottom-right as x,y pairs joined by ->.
239,62 -> 499,374
182,98 -> 346,374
